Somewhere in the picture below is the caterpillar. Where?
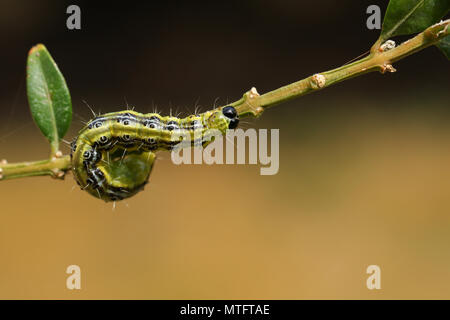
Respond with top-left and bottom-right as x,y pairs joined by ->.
70,106 -> 239,202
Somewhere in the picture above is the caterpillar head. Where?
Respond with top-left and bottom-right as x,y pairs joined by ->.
222,106 -> 239,129
204,106 -> 239,134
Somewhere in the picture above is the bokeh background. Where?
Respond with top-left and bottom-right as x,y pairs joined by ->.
0,0 -> 449,299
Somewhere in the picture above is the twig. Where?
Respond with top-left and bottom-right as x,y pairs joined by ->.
233,19 -> 449,118
0,155 -> 71,180
0,19 -> 448,181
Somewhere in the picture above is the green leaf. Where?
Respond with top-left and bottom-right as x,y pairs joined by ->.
436,34 -> 450,59
26,44 -> 72,155
381,0 -> 450,41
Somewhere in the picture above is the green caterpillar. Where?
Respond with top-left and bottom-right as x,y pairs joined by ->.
70,106 -> 239,202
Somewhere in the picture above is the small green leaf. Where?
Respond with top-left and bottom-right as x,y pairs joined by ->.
26,44 -> 72,155
381,0 -> 450,41
436,34 -> 450,59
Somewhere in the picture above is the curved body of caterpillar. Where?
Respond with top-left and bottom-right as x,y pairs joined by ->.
70,106 -> 239,202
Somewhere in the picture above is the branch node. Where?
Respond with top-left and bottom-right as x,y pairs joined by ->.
249,87 -> 260,99
380,64 -> 396,74
310,74 -> 326,89
51,168 -> 66,180
51,150 -> 63,161
437,23 -> 448,37
425,20 -> 448,39
235,87 -> 263,117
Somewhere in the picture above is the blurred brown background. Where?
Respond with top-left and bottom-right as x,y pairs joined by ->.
0,0 -> 449,299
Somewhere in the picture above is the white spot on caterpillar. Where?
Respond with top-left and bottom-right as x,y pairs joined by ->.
55,151 -> 63,158
380,40 -> 396,52
0,167 -> 3,180
311,74 -> 326,89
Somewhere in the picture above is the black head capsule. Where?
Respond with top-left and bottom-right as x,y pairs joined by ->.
222,106 -> 237,119
228,118 -> 239,129
222,106 -> 239,129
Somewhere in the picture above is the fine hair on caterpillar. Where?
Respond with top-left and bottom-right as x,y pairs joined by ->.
71,105 -> 239,202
